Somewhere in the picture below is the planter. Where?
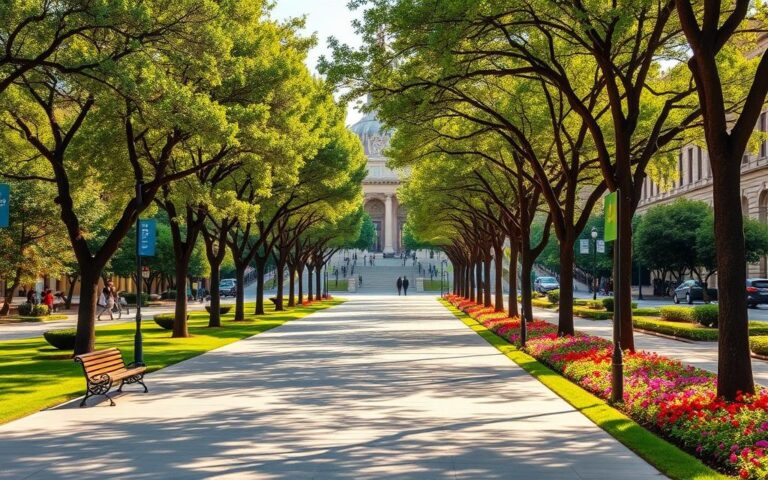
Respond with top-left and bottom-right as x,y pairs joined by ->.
43,329 -> 77,350
205,305 -> 232,315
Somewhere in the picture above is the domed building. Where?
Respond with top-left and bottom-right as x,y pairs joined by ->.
349,107 -> 406,256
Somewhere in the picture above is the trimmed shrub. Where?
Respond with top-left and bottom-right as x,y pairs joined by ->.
601,298 -> 637,312
573,306 -> 613,320
43,329 -> 77,350
632,307 -> 661,317
18,302 -> 49,316
751,336 -> 768,356
659,306 -> 694,323
633,317 -> 717,341
122,292 -> 149,307
585,300 -> 604,310
692,304 -> 719,328
601,297 -> 614,312
546,289 -> 560,304
531,298 -> 554,308
154,313 -> 174,330
205,305 -> 232,315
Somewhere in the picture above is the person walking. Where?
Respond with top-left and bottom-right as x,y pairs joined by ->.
42,289 -> 54,314
396,276 -> 403,296
97,285 -> 114,321
403,276 -> 410,296
25,288 -> 36,305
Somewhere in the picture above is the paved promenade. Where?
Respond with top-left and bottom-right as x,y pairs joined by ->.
0,296 -> 661,479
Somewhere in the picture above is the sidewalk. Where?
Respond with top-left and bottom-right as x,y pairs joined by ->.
0,295 -> 661,479
534,307 -> 768,385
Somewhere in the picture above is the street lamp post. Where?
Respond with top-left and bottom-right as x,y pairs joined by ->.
134,181 -> 144,366
591,227 -> 598,300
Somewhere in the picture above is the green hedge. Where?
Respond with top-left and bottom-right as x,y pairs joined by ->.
751,336 -> 768,356
632,307 -> 661,316
205,305 -> 232,315
572,306 -> 614,320
633,316 -> 716,341
601,298 -> 638,312
122,292 -> 149,307
18,303 -> 50,317
154,313 -> 174,330
531,298 -> 555,308
43,329 -> 77,350
692,304 -> 718,328
659,306 -> 694,322
546,289 -> 560,304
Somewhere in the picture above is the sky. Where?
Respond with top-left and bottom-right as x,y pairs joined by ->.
271,0 -> 365,124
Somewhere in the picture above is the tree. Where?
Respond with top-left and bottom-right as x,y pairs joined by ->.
696,214 -> 768,289
0,180 -> 69,314
351,213 -> 376,251
674,0 -> 768,399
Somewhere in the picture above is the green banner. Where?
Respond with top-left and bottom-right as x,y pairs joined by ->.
604,192 -> 617,242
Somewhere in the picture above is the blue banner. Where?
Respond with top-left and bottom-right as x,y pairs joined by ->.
138,219 -> 156,256
0,184 -> 9,228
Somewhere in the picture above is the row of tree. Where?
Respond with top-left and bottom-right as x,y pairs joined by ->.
323,0 -> 768,400
0,1 -> 367,354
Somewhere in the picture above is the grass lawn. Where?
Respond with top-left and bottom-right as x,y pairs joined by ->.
422,279 -> 444,291
441,299 -> 728,480
328,279 -> 349,291
0,314 -> 69,324
0,299 -> 342,425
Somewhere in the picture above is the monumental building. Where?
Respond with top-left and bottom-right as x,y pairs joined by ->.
349,107 -> 407,256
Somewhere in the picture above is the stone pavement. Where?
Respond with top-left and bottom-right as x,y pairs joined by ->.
0,296 -> 662,479
534,307 -> 768,385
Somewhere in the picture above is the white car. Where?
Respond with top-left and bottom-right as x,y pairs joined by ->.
535,276 -> 560,293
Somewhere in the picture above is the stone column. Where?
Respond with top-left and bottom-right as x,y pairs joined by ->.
384,194 -> 395,255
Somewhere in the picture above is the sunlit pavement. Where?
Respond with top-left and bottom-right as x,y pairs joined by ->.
0,295 -> 661,479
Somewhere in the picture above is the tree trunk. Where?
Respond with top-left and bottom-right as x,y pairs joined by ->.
1,268 -> 22,315
508,243 -> 519,318
469,261 -> 476,302
307,264 -> 313,301
65,274 -> 78,309
476,260 -> 484,306
172,266 -> 190,337
558,238 -> 575,336
483,252 -> 492,308
493,243 -> 504,312
234,261 -> 246,321
713,154 -> 754,397
298,264 -> 304,305
287,264 -> 296,307
616,190 -> 635,351
315,263 -> 322,300
254,259 -> 266,315
208,261 -> 222,327
275,262 -> 285,311
74,267 -> 100,355
520,248 -> 534,324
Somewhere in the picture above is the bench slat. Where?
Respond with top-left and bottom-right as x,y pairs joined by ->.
75,348 -> 120,361
87,364 -> 127,378
109,367 -> 146,382
82,354 -> 123,369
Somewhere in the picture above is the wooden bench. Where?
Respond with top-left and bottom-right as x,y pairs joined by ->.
73,348 -> 148,407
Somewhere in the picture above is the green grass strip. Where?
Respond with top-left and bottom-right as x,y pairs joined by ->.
440,299 -> 730,480
0,299 -> 342,425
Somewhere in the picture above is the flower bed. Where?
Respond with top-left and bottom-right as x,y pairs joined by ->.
446,294 -> 768,479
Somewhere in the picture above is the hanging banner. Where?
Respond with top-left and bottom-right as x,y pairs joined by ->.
0,184 -> 8,228
596,239 -> 606,253
604,192 -> 618,242
579,239 -> 589,254
138,219 -> 156,256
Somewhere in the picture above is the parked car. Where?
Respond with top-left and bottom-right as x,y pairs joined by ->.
746,278 -> 768,308
534,276 -> 560,294
219,279 -> 237,298
673,279 -> 717,304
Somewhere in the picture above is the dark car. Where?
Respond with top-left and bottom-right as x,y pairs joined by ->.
219,279 -> 237,298
673,279 -> 717,304
746,278 -> 768,308
534,276 -> 560,293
